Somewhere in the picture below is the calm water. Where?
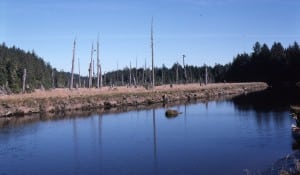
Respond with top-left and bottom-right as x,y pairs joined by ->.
1,87 -> 300,175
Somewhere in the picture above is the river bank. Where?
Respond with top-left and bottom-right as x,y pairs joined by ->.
0,82 -> 268,117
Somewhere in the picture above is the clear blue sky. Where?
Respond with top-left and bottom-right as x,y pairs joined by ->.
1,0 -> 299,75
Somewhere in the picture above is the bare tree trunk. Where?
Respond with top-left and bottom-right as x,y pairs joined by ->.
70,39 -> 76,89
183,54 -> 187,84
89,43 -> 94,88
161,64 -> 164,85
103,72 -> 106,86
151,18 -> 155,87
205,65 -> 208,85
142,59 -> 145,84
135,58 -> 138,85
116,61 -> 118,86
52,70 -> 55,88
100,65 -> 102,87
93,59 -> 95,86
121,70 -> 124,86
96,38 -> 100,88
22,68 -> 26,93
176,62 -> 179,84
78,57 -> 81,88
129,61 -> 132,86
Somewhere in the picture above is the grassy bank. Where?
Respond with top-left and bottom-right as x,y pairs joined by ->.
0,82 -> 268,117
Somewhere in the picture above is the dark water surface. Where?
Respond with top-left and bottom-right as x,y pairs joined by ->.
1,87 -> 300,175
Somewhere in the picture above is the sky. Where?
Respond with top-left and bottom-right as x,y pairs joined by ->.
1,0 -> 300,75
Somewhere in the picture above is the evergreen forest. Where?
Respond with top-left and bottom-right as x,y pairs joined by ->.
0,41 -> 299,93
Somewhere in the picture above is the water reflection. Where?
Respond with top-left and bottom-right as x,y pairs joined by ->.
152,109 -> 157,159
152,109 -> 158,174
292,141 -> 300,150
1,88 -> 300,175
231,87 -> 300,173
72,118 -> 80,174
232,87 -> 300,113
231,87 -> 300,131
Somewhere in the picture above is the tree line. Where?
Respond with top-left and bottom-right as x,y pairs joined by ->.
0,43 -> 80,93
225,42 -> 300,84
0,41 -> 299,93
104,41 -> 300,86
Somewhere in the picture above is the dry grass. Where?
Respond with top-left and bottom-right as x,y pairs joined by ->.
0,82 -> 266,102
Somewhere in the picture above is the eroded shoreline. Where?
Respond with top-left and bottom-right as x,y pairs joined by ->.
0,82 -> 268,118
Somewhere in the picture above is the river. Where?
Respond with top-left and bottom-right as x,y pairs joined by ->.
0,87 -> 300,175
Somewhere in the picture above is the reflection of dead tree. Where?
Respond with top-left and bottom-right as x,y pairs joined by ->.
152,109 -> 157,159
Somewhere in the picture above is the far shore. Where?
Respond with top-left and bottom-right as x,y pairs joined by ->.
0,82 -> 268,117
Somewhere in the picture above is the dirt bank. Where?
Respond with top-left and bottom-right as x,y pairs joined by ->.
0,82 -> 268,117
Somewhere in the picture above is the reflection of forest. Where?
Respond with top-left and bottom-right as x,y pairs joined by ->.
230,87 -> 300,129
231,87 -> 300,113
0,105 -> 144,128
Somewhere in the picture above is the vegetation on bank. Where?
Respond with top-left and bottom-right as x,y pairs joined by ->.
0,83 -> 267,117
0,41 -> 299,93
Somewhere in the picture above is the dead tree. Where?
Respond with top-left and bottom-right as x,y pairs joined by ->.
205,65 -> 208,85
96,38 -> 100,88
116,61 -> 118,86
176,61 -> 179,84
78,57 -> 81,88
151,18 -> 155,87
161,65 -> 164,85
70,39 -> 76,89
129,61 -> 132,86
103,72 -> 106,86
142,59 -> 145,84
182,54 -> 187,84
88,64 -> 92,88
135,58 -> 138,85
52,70 -> 55,88
22,68 -> 26,93
121,69 -> 124,86
93,59 -> 95,80
100,65 -> 102,87
88,43 -> 94,88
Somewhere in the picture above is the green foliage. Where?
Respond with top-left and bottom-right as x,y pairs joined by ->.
104,41 -> 300,86
1,41 -> 299,93
0,43 -> 71,93
104,63 -> 216,85
225,41 -> 300,84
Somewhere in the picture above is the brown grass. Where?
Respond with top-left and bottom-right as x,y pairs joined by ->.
0,82 -> 267,102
